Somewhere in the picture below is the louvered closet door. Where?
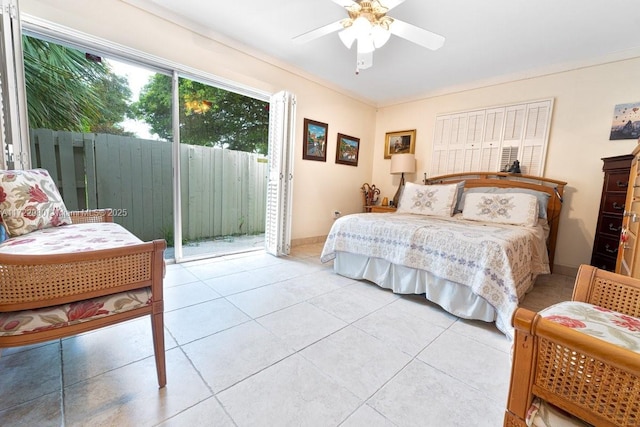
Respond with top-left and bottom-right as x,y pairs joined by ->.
445,113 -> 467,173
463,111 -> 484,171
520,100 -> 552,176
432,115 -> 452,176
480,108 -> 504,171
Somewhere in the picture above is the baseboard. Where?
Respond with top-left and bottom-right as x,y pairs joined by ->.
553,264 -> 579,278
291,235 -> 327,247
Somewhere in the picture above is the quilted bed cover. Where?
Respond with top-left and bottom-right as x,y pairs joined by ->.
320,213 -> 550,338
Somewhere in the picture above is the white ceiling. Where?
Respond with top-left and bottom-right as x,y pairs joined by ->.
125,0 -> 640,106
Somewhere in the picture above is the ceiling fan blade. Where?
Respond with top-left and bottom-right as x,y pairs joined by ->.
292,20 -> 345,44
389,18 -> 445,50
382,0 -> 406,11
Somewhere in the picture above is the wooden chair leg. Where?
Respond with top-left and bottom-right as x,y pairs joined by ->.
151,311 -> 166,388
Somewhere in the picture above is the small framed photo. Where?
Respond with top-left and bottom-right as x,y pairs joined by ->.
335,133 -> 360,166
302,118 -> 328,162
384,129 -> 416,159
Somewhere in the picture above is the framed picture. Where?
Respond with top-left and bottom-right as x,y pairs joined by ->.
335,133 -> 360,166
384,129 -> 416,159
302,118 -> 328,161
610,102 -> 640,140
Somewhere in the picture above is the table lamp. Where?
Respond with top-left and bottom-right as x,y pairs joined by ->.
390,153 -> 416,207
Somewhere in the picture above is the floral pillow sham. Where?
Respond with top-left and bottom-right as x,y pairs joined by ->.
396,181 -> 459,217
462,192 -> 538,227
0,169 -> 71,237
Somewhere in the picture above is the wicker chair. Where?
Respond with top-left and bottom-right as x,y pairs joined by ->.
504,264 -> 640,426
0,209 -> 167,387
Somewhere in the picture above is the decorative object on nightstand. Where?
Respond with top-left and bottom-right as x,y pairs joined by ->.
367,205 -> 397,213
591,154 -> 633,271
361,183 -> 380,212
390,153 -> 416,208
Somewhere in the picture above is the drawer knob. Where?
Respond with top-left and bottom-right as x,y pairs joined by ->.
617,180 -> 629,188
609,223 -> 623,232
605,244 -> 618,254
613,202 -> 625,211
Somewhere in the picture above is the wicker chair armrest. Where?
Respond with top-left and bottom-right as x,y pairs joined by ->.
69,209 -> 113,224
572,264 -> 640,317
507,307 -> 640,427
0,239 -> 166,311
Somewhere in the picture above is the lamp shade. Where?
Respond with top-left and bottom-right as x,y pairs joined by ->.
390,153 -> 416,174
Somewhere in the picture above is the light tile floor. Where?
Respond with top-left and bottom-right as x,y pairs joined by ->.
0,244 -> 575,427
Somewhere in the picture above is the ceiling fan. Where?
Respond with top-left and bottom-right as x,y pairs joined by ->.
293,0 -> 445,73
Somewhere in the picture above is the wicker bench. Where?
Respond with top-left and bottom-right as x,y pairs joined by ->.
504,264 -> 640,427
0,209 -> 167,387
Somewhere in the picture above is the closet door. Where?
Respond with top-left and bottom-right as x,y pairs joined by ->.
463,111 -> 484,172
480,107 -> 504,170
520,100 -> 552,176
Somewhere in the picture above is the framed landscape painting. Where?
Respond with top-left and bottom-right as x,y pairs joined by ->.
302,118 -> 328,162
384,129 -> 416,159
335,133 -> 360,166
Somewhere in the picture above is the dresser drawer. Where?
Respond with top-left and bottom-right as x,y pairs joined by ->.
598,215 -> 623,236
605,171 -> 630,192
595,235 -> 621,258
591,254 -> 618,272
602,193 -> 627,215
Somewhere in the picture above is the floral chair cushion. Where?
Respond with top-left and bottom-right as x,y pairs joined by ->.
540,301 -> 640,352
0,221 -> 142,255
0,169 -> 71,237
0,288 -> 152,336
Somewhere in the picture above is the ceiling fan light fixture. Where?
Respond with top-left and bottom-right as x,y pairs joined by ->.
357,35 -> 375,54
338,26 -> 356,49
371,24 -> 391,48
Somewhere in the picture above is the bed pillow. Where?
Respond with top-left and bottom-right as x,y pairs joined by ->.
0,169 -> 72,237
462,192 -> 539,227
457,186 -> 550,219
397,181 -> 459,217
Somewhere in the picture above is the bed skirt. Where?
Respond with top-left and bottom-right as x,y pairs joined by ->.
334,251 -> 496,322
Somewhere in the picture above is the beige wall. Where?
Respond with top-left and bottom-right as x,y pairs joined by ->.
373,58 -> 640,270
21,0 -> 377,243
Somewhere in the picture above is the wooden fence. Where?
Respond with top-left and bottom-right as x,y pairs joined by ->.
29,129 -> 268,243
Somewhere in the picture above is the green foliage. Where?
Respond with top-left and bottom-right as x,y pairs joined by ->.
23,35 -> 133,135
132,75 -> 269,154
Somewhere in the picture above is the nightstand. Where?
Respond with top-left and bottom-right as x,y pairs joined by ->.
366,205 -> 397,213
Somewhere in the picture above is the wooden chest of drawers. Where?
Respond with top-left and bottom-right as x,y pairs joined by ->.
591,154 -> 633,271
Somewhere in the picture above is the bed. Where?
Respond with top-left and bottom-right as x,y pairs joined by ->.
321,172 -> 567,338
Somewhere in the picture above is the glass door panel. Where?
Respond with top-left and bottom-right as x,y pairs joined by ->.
176,76 -> 268,260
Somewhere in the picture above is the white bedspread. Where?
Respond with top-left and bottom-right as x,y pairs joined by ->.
320,213 -> 550,338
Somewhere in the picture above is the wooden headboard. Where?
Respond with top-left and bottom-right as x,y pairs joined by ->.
425,172 -> 567,270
